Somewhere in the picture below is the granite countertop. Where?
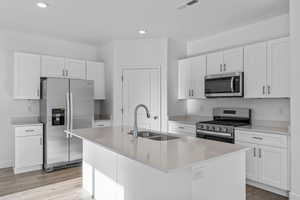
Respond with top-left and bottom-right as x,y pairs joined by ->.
11,117 -> 42,127
67,126 -> 247,172
168,115 -> 212,125
236,120 -> 290,135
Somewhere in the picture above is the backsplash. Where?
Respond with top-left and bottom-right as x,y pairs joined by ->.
187,98 -> 290,122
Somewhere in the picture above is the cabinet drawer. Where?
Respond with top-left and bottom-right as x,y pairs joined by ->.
168,122 -> 196,135
15,125 -> 43,137
93,120 -> 111,128
236,130 -> 287,148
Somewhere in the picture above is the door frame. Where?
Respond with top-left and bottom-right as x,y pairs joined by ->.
121,67 -> 161,130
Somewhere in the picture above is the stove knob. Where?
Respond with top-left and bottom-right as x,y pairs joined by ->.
211,126 -> 215,131
215,127 -> 220,132
223,128 -> 228,132
206,125 -> 210,130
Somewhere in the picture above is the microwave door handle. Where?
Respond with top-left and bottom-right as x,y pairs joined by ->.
230,77 -> 234,92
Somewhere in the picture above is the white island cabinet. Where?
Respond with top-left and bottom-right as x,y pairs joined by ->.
69,127 -> 247,200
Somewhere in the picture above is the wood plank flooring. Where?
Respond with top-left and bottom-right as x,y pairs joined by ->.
0,167 -> 288,200
0,167 -> 81,197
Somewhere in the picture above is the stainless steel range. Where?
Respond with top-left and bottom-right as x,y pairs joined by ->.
196,108 -> 251,143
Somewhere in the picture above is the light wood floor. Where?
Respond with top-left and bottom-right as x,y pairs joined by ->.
0,167 -> 288,200
0,167 -> 81,197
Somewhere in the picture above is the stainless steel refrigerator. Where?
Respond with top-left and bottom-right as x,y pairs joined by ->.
40,78 -> 94,172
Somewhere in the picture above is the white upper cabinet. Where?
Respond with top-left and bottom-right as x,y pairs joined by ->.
244,38 -> 290,98
189,56 -> 207,98
267,38 -> 290,98
65,59 -> 86,79
207,47 -> 244,75
41,55 -> 65,78
244,42 -> 268,98
14,52 -> 41,99
178,59 -> 191,99
86,61 -> 106,99
178,55 -> 206,99
206,52 -> 223,75
223,47 -> 244,73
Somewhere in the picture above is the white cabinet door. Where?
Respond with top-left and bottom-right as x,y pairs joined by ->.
178,59 -> 190,99
206,51 -> 223,75
223,47 -> 244,73
267,38 -> 290,98
258,145 -> 288,190
41,55 -> 65,78
14,53 -> 41,99
86,61 -> 106,99
15,135 -> 43,168
236,141 -> 259,181
65,59 -> 86,79
189,55 -> 206,98
244,42 -> 268,98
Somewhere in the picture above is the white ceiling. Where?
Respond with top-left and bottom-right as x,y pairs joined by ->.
0,0 -> 289,45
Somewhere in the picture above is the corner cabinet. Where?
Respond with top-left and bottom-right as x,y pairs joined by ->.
206,47 -> 244,75
235,130 -> 289,192
14,53 -> 41,99
178,55 -> 206,99
86,61 -> 106,99
244,38 -> 290,98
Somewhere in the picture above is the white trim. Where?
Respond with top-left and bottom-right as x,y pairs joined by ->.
247,179 -> 289,197
13,164 -> 42,174
290,192 -> 300,200
0,160 -> 12,169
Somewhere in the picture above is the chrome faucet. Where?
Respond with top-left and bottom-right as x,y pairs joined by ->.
132,104 -> 151,137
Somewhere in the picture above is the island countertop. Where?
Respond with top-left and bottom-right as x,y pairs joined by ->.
68,126 -> 247,172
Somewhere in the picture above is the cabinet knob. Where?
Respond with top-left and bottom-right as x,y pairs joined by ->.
153,116 -> 159,120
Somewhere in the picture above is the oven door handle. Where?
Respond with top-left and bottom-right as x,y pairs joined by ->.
230,77 -> 234,93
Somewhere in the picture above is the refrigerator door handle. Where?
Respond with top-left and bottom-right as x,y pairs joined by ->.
70,92 -> 73,132
66,92 -> 70,138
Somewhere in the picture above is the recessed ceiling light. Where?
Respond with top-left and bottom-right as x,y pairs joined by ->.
138,30 -> 147,35
36,2 -> 48,8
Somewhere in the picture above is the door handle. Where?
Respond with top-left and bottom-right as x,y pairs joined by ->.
191,89 -> 194,96
66,93 -> 70,130
259,148 -> 262,158
253,147 -> 256,157
262,86 -> 266,95
267,85 -> 271,95
223,63 -> 226,71
220,64 -> 222,72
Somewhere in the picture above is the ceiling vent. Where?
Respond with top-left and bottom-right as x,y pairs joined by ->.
177,0 -> 199,10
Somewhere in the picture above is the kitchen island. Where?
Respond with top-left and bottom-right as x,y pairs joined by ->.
68,127 -> 248,200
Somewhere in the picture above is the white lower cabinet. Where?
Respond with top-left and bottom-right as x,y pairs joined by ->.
14,125 -> 43,174
168,121 -> 196,136
236,130 -> 288,191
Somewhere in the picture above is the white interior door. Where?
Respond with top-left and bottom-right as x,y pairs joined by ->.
122,69 -> 161,131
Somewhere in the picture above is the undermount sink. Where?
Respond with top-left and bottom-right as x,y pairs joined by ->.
128,131 -> 161,138
128,131 -> 180,141
148,135 -> 180,141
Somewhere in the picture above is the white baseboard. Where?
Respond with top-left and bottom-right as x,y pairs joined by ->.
290,192 -> 300,200
0,160 -> 12,169
247,179 -> 289,197
14,165 -> 42,174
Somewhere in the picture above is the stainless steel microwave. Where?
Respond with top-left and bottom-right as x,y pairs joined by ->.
205,72 -> 244,98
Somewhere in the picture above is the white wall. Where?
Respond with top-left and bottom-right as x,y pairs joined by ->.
289,1 -> 300,199
187,14 -> 289,56
111,38 -> 169,131
167,39 -> 187,116
0,30 -> 100,168
185,14 -> 290,122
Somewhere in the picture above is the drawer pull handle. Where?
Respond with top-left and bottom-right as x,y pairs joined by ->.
178,127 -> 185,129
25,130 -> 35,132
253,137 -> 263,140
